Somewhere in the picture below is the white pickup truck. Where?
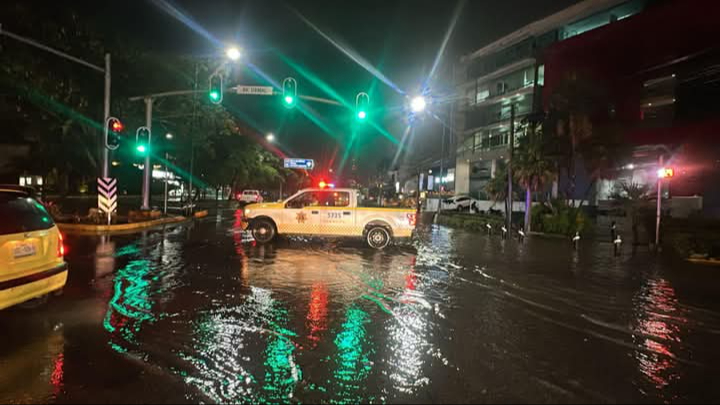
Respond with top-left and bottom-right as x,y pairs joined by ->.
241,188 -> 416,249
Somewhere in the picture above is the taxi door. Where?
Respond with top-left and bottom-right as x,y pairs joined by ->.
281,191 -> 324,234
320,191 -> 356,236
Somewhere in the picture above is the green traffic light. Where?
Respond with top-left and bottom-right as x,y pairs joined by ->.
136,145 -> 147,154
284,95 -> 294,105
209,91 -> 220,101
357,110 -> 367,120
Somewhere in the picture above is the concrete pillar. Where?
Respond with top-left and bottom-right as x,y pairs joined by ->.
490,159 -> 497,179
456,159 -> 471,195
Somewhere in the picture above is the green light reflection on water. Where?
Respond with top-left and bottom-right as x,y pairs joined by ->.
103,259 -> 159,352
329,305 -> 376,405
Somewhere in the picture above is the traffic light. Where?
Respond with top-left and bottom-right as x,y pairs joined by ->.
209,73 -> 223,104
355,92 -> 369,122
135,127 -> 150,156
105,117 -> 124,150
657,167 -> 674,179
282,77 -> 297,108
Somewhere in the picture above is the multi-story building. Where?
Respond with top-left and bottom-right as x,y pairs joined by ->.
542,0 -> 720,215
453,0 -> 648,197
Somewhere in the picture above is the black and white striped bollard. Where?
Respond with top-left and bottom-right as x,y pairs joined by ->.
501,226 -> 508,240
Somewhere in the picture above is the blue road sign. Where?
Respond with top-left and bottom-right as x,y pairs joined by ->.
284,158 -> 315,170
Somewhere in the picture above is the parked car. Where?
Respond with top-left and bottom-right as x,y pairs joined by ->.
237,190 -> 264,204
0,186 -> 68,310
442,195 -> 475,211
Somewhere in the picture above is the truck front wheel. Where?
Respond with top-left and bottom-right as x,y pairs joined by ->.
366,226 -> 391,250
252,219 -> 276,244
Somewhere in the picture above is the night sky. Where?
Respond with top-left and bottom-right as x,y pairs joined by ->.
63,0 -> 582,176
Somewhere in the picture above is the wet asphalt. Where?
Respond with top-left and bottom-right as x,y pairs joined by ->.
1,207 -> 720,404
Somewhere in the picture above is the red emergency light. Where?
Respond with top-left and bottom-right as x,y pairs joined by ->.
318,181 -> 328,189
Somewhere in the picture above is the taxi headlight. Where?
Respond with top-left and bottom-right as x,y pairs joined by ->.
244,208 -> 251,216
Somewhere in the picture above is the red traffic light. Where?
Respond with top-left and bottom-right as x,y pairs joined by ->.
111,121 -> 124,132
657,167 -> 674,179
318,181 -> 327,189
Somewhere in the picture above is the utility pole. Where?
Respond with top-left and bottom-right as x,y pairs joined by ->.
163,152 -> 170,215
506,103 -> 515,231
655,154 -> 663,248
141,98 -> 153,210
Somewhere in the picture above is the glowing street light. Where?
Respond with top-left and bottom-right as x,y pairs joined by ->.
266,133 -> 275,142
165,133 -> 173,140
410,96 -> 427,113
226,46 -> 241,61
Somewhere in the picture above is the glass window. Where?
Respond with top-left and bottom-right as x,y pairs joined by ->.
0,194 -> 55,235
476,89 -> 490,103
286,192 -> 323,209
537,65 -> 545,86
322,192 -> 350,207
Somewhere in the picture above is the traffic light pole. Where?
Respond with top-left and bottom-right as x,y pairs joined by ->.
655,154 -> 663,248
141,98 -> 153,210
102,54 -> 111,179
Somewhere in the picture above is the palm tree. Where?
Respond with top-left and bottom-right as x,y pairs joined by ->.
513,126 -> 555,232
610,182 -> 652,245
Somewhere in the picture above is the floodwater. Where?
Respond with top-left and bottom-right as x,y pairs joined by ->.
1,208 -> 720,404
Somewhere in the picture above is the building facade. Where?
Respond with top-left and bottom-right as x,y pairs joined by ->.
542,0 -> 720,215
453,0 -> 647,197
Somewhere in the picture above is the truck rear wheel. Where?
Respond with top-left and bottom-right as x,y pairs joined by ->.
252,219 -> 276,244
366,226 -> 391,250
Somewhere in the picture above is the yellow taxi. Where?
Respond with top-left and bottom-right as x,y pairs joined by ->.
0,186 -> 68,310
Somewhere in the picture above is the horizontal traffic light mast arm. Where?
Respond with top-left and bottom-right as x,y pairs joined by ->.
129,87 -> 342,106
296,94 -> 342,106
128,90 -> 205,102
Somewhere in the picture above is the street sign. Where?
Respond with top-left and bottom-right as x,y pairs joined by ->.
235,85 -> 274,96
284,158 -> 315,170
97,177 -> 117,219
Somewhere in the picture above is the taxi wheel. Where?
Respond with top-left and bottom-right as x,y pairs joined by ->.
252,219 -> 276,244
366,226 -> 391,250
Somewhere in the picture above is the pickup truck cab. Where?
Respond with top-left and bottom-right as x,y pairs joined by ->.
242,188 -> 416,249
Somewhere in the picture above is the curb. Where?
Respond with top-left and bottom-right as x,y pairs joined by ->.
57,216 -> 188,234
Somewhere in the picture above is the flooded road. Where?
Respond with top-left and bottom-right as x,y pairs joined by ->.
2,207 -> 720,404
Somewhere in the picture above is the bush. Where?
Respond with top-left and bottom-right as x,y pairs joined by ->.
437,212 -> 505,232
534,204 -> 591,236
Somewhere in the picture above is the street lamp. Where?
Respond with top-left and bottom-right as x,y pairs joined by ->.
166,133 -> 173,140
226,46 -> 241,61
410,96 -> 427,113
266,133 -> 275,142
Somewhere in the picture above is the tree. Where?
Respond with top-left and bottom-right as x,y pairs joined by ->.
513,123 -> 555,232
545,72 -> 630,206
610,182 -> 652,245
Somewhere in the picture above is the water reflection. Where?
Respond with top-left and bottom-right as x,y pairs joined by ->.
181,286 -> 302,404
632,276 -> 687,398
103,231 -> 182,354
306,283 -> 329,348
331,305 -> 374,404
0,322 -> 65,404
